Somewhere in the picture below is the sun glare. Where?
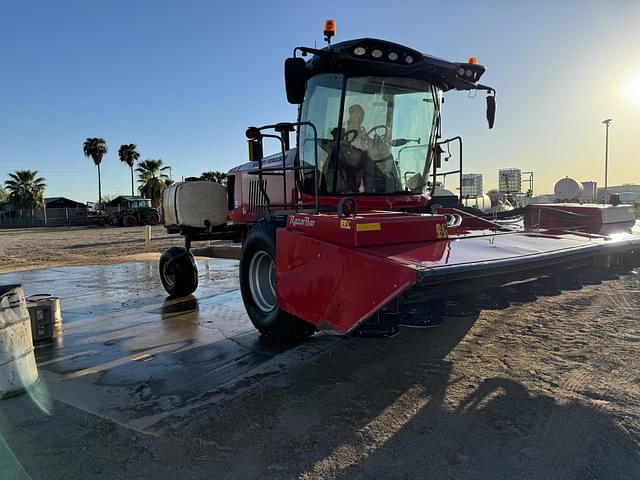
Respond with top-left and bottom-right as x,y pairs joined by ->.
621,69 -> 640,107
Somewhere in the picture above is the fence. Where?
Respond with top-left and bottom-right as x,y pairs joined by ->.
0,208 -> 89,228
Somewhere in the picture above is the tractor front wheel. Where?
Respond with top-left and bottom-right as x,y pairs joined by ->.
239,220 -> 316,342
159,246 -> 199,296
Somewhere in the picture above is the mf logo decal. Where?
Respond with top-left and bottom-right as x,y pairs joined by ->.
435,223 -> 448,239
289,216 -> 316,228
340,219 -> 352,229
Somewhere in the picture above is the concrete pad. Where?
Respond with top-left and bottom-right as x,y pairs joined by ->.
0,259 -> 338,434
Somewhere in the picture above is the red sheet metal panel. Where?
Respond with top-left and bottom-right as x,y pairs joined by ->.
276,228 -> 417,334
358,229 -> 635,271
286,212 -> 448,247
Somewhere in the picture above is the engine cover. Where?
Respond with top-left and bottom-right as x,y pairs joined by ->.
162,181 -> 228,229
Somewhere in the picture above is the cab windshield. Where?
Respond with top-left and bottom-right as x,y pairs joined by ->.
300,74 -> 437,195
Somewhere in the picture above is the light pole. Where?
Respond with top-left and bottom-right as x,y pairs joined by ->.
602,118 -> 612,204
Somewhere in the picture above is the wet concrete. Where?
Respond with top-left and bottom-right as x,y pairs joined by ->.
0,259 -> 338,434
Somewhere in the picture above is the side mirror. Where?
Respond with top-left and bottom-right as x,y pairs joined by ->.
486,94 -> 496,129
247,139 -> 263,162
285,57 -> 306,104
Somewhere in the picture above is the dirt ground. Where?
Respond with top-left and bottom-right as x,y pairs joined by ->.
0,225 -> 208,274
1,226 -> 639,479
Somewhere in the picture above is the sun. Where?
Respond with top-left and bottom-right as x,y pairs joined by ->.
621,69 -> 640,107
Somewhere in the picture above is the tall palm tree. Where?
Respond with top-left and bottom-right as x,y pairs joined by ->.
136,159 -> 171,208
4,170 -> 46,209
200,170 -> 228,185
83,137 -> 108,209
118,144 -> 140,196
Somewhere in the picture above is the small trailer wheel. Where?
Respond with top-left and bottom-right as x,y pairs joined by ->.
159,246 -> 199,296
146,209 -> 160,226
240,219 -> 316,342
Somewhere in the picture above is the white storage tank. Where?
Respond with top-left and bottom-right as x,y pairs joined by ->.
581,181 -> 597,202
554,177 -> 584,202
462,194 -> 492,213
163,180 -> 228,229
0,284 -> 39,398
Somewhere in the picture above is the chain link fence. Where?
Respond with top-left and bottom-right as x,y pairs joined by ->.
0,208 -> 89,228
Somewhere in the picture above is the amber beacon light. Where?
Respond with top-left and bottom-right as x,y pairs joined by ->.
324,19 -> 336,43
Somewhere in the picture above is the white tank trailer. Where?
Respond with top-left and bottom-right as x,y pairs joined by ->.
554,177 -> 584,202
162,181 -> 228,230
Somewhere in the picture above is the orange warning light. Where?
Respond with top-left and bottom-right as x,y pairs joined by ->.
324,19 -> 336,38
468,57 -> 477,64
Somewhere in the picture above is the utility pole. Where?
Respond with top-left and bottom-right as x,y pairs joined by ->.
602,118 -> 612,204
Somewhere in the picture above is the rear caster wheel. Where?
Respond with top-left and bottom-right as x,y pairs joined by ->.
159,246 -> 198,297
240,219 -> 316,342
146,209 -> 160,226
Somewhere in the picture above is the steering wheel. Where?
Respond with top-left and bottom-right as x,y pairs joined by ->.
343,129 -> 359,144
367,125 -> 389,137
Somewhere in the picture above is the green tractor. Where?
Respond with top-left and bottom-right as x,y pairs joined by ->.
107,196 -> 161,227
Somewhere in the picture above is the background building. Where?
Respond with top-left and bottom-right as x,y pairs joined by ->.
596,184 -> 640,203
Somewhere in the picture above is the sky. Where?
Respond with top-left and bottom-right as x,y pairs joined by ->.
1,0 -> 639,202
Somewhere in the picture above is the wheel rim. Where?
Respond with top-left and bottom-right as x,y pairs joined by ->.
163,260 -> 177,288
248,250 -> 277,312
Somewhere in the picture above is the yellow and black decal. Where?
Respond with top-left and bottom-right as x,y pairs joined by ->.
356,222 -> 381,232
435,223 -> 448,239
340,219 -> 352,229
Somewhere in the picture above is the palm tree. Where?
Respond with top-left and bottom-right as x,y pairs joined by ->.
0,186 -> 8,205
4,170 -> 46,209
136,159 -> 171,208
118,144 -> 140,196
200,170 -> 228,185
83,137 -> 108,209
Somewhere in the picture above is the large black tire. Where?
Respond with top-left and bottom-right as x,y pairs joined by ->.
239,218 -> 316,342
123,214 -> 137,227
159,246 -> 199,297
146,208 -> 160,226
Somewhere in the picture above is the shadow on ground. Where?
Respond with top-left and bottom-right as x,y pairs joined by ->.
177,309 -> 640,480
1,267 -> 639,479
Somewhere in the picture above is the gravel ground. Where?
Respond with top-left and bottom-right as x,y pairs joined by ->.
0,225 -> 207,274
1,225 -> 639,479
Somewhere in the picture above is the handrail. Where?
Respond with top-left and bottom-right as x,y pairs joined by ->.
432,136 -> 463,202
254,121 -> 320,213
